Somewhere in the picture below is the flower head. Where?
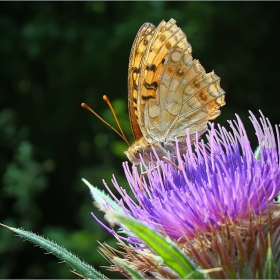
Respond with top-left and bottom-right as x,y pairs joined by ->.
90,111 -> 280,278
100,111 -> 280,239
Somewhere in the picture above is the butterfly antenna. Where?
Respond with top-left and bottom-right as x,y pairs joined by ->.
102,95 -> 130,145
81,102 -> 130,146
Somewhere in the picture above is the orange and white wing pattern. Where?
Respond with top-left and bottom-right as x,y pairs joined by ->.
137,18 -> 225,142
128,22 -> 156,141
125,18 -> 225,164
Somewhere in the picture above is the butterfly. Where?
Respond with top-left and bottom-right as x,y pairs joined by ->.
124,18 -> 226,164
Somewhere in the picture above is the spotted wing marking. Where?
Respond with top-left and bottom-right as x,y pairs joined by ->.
136,19 -> 225,143
124,18 -> 226,164
128,22 -> 156,140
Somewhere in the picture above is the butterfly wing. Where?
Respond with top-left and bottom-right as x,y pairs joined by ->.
137,18 -> 225,143
128,22 -> 156,141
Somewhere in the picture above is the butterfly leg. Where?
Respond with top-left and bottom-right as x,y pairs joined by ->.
139,166 -> 157,192
162,156 -> 182,172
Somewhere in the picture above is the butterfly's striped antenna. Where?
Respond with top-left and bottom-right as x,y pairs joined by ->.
81,102 -> 130,146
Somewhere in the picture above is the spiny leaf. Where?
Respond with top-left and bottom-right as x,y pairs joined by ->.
82,178 -> 124,214
1,223 -> 107,279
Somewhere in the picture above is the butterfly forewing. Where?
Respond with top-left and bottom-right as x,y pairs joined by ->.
128,22 -> 155,141
136,19 -> 193,140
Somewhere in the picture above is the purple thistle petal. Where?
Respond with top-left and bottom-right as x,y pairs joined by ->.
96,111 -> 280,240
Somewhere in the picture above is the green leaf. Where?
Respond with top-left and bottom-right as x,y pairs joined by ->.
113,214 -> 205,279
1,223 -> 107,279
83,178 -> 136,238
114,257 -> 145,279
82,178 -> 124,214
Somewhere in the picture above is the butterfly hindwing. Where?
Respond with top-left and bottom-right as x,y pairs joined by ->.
136,19 -> 225,143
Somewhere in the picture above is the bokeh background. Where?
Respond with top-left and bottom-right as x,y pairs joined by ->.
1,1 -> 280,278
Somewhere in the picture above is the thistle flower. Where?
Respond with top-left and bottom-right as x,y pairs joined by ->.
90,111 -> 280,278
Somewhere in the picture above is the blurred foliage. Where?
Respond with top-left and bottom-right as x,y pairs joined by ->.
0,1 -> 280,278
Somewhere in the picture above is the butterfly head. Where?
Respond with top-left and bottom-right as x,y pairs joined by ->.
124,137 -> 176,165
124,149 -> 141,165
124,137 -> 160,165
124,137 -> 149,165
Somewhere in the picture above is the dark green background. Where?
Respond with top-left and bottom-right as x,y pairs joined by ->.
1,2 -> 279,278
